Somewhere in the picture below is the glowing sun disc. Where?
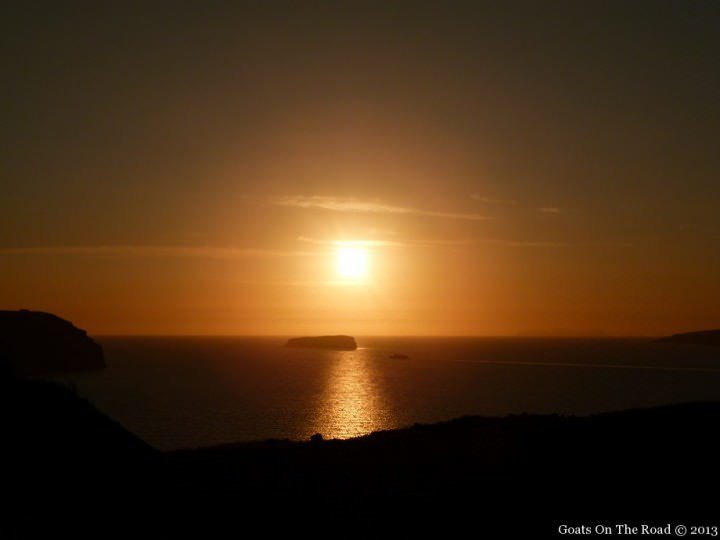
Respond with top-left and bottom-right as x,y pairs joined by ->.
335,246 -> 368,279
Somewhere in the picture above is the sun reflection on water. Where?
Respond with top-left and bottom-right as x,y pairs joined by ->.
313,348 -> 386,439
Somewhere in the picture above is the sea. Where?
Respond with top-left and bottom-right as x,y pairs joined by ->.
61,336 -> 720,451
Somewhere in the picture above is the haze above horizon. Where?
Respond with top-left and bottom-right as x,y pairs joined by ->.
2,2 -> 719,336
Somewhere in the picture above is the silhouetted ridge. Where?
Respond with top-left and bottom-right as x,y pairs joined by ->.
285,335 -> 357,350
657,329 -> 720,347
0,310 -> 105,375
4,368 -> 720,538
2,374 -> 160,539
167,401 -> 720,536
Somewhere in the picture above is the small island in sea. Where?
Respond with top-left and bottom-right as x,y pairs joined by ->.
656,330 -> 720,347
285,335 -> 357,350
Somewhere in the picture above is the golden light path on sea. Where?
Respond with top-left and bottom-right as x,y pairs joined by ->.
313,348 -> 386,439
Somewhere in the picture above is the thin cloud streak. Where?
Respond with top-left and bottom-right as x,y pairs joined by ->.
0,245 -> 311,259
473,238 -> 632,248
297,237 -> 402,247
297,236 -> 475,248
297,236 -> 629,249
470,194 -> 518,205
271,196 -> 492,221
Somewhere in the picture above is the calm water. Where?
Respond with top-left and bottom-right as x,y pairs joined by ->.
62,337 -> 720,450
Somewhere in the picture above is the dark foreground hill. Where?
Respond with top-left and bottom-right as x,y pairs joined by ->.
4,373 -> 720,539
2,375 -> 159,540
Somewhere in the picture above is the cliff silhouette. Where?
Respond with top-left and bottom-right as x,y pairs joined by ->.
0,310 -> 104,375
657,329 -> 720,347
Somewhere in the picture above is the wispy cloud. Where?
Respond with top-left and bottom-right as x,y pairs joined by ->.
296,236 -> 478,248
478,238 -> 570,247
270,196 -> 491,221
297,236 -> 630,250
475,238 -> 631,248
0,245 -> 309,259
538,207 -> 564,214
470,194 -> 518,205
296,237 -> 402,248
2,236 -> 627,261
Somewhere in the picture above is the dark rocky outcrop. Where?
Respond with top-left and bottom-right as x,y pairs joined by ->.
0,310 -> 105,375
657,329 -> 720,347
285,335 -> 357,350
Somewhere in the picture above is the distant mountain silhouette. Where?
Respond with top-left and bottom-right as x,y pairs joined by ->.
657,329 -> 720,347
285,335 -> 357,350
0,310 -> 104,375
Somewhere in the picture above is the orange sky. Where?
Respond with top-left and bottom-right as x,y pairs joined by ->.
2,3 -> 719,336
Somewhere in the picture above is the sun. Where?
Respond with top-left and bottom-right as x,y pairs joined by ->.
335,245 -> 369,279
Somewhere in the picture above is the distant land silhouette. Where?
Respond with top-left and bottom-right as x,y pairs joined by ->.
657,329 -> 720,347
285,335 -> 357,350
0,310 -> 104,376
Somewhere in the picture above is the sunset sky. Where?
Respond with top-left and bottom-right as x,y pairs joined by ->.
2,2 -> 719,336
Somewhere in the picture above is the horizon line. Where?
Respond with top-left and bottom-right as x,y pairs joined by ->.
92,333 -> 665,339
